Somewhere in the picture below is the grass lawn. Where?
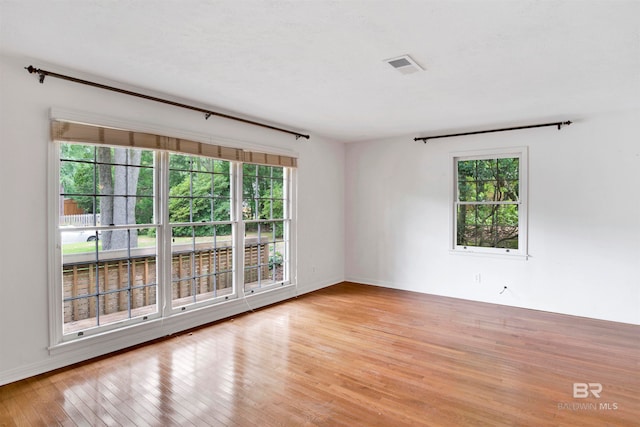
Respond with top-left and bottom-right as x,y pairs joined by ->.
61,232 -> 278,254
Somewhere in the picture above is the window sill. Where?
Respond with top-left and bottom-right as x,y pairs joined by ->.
449,249 -> 529,260
48,284 -> 297,358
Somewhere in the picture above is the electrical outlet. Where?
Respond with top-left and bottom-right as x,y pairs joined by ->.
474,273 -> 481,283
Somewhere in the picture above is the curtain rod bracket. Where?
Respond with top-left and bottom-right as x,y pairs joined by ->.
25,65 -> 310,140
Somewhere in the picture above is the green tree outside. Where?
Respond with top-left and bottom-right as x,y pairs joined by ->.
457,157 -> 519,249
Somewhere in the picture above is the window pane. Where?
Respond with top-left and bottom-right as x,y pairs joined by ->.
457,205 -> 477,246
61,143 -> 95,162
498,157 -> 519,180
60,145 -> 155,228
169,170 -> 189,195
458,180 -> 476,202
64,296 -> 98,333
169,154 -> 231,223
496,204 -> 519,226
169,154 -> 192,171
215,271 -> 234,297
243,220 -> 287,292
476,225 -> 497,248
60,144 -> 154,231
243,163 -> 257,177
171,224 -> 234,308
213,173 -> 231,199
268,242 -> 284,282
214,198 -> 231,221
60,161 -> 97,196
475,204 -> 496,225
476,159 -> 497,180
244,267 -> 261,291
172,250 -> 195,307
455,155 -> 521,251
62,225 -> 158,334
245,222 -> 261,242
457,204 -> 518,249
191,197 -> 213,222
495,205 -> 519,249
475,180 -> 497,202
243,165 -> 285,221
95,196 -> 152,225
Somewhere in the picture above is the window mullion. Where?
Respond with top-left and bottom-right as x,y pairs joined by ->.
235,162 -> 245,297
158,151 -> 171,318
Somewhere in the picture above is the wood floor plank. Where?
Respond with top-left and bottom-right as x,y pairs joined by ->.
1,282 -> 638,426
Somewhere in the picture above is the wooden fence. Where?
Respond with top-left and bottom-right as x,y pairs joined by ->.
60,213 -> 101,226
63,242 -> 269,324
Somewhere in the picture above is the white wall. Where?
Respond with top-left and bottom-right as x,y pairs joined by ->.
345,110 -> 640,325
0,54 -> 345,385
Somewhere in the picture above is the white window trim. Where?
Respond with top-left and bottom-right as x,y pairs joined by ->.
449,147 -> 529,259
48,110 -> 298,351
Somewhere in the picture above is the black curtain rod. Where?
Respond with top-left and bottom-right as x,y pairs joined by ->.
414,120 -> 572,143
25,65 -> 310,140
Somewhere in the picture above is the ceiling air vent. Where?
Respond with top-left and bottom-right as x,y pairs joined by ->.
385,55 -> 424,75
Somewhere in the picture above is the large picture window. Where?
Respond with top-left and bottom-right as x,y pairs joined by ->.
452,148 -> 527,256
52,120 -> 296,342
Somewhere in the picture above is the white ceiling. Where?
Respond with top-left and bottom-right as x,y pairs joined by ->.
1,0 -> 639,142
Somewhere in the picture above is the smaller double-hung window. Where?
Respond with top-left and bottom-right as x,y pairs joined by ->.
452,147 -> 528,256
242,163 -> 291,293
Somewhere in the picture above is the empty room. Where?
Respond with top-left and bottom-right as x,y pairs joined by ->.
0,0 -> 638,425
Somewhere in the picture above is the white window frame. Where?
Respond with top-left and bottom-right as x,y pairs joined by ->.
48,112 -> 297,349
239,164 -> 293,295
450,147 -> 528,258
164,153 -> 239,314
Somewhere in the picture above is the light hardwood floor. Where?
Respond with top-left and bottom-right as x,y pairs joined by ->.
1,282 -> 638,426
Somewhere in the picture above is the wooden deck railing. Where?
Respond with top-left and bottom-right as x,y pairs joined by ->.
62,241 -> 269,325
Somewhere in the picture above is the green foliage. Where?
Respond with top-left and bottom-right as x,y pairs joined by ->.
457,157 -> 519,249
457,158 -> 519,202
60,144 -> 97,213
135,151 -> 155,225
60,147 -> 288,241
168,155 -> 231,237
242,163 -> 286,236
269,251 -> 283,270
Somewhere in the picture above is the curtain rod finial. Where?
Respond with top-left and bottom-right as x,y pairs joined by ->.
558,120 -> 572,130
25,65 -> 45,83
